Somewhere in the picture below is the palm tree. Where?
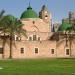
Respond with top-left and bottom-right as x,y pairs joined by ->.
4,15 -> 27,58
56,22 -> 75,56
66,24 -> 75,56
0,10 -> 7,58
0,14 -> 27,59
55,32 -> 68,48
55,22 -> 70,48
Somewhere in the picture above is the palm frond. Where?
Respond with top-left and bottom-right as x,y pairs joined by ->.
0,10 -> 5,18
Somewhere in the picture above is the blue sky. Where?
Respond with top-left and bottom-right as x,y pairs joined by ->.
0,0 -> 75,23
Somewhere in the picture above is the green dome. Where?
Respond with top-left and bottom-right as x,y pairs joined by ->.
20,6 -> 38,19
58,22 -> 72,31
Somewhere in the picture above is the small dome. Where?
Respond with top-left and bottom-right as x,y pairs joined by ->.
58,22 -> 72,31
20,5 -> 38,19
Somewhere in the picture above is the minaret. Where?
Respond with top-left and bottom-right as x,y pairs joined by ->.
39,5 -> 51,23
69,11 -> 74,24
39,5 -> 52,32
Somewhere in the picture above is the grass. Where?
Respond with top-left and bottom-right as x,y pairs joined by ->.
0,58 -> 75,75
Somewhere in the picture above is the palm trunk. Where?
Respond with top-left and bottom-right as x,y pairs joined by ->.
2,32 -> 6,58
9,34 -> 13,59
2,37 -> 5,58
65,32 -> 68,47
69,34 -> 72,56
69,40 -> 72,56
69,34 -> 72,57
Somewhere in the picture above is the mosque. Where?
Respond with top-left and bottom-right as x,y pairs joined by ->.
0,4 -> 75,59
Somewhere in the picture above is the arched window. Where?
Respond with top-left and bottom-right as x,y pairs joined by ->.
66,49 -> 69,55
35,48 -> 38,54
38,37 -> 40,41
20,48 -> 24,54
29,37 -> 32,41
0,47 -> 3,54
16,37 -> 21,41
51,49 -> 54,54
33,35 -> 37,41
29,35 -> 41,41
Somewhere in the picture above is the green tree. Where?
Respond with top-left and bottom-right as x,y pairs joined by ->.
0,10 -> 7,58
0,14 -> 27,58
57,22 -> 75,56
65,24 -> 75,56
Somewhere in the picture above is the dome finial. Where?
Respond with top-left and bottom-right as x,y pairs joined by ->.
27,2 -> 32,10
42,5 -> 47,10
